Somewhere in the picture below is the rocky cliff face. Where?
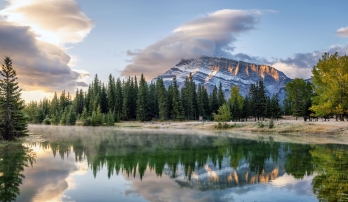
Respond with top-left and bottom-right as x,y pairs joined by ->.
152,56 -> 292,101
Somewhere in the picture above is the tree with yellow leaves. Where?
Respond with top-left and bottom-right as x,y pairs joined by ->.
311,52 -> 348,121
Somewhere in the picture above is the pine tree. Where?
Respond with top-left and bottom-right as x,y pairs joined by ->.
182,73 -> 197,120
241,95 -> 250,121
115,78 -> 123,115
100,83 -> 108,113
136,74 -> 149,121
171,77 -> 183,120
0,57 -> 28,140
156,77 -> 167,120
107,74 -> 116,112
209,86 -> 219,115
148,82 -> 157,119
217,82 -> 225,107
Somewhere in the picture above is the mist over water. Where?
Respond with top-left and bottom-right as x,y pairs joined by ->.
1,125 -> 347,201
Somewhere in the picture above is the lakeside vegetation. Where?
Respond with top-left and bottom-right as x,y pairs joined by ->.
1,52 -> 348,140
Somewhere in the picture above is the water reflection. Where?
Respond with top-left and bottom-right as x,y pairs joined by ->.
311,144 -> 348,202
4,126 -> 348,201
0,143 -> 36,202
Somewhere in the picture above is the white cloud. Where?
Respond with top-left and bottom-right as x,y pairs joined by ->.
0,0 -> 94,45
0,0 -> 93,94
336,27 -> 348,37
122,9 -> 263,80
271,44 -> 348,79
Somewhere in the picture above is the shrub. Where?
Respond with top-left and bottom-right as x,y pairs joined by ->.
257,121 -> 264,128
42,118 -> 51,125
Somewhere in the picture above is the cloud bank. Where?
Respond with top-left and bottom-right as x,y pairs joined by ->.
337,27 -> 348,37
122,9 -> 262,79
272,45 -> 348,79
0,0 -> 93,92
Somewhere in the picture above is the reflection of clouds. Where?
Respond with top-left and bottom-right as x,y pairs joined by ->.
124,167 -> 216,202
17,146 -> 83,202
124,165 -> 317,202
271,174 -> 315,196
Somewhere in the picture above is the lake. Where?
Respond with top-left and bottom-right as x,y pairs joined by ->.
1,125 -> 348,202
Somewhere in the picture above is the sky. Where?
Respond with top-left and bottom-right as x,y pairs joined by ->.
0,0 -> 347,101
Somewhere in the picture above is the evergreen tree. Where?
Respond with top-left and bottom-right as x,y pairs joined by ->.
115,78 -> 123,115
217,82 -> 225,107
67,105 -> 77,125
100,83 -> 108,113
241,95 -> 250,121
122,78 -> 130,120
0,57 -> 28,140
148,82 -> 157,119
107,74 -> 116,112
106,110 -> 115,126
171,77 -> 183,120
228,86 -> 243,121
156,77 -> 167,120
136,74 -> 149,121
209,85 -> 219,115
50,92 -> 59,116
182,73 -> 197,120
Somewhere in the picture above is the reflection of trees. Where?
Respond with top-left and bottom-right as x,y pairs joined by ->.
284,144 -> 314,179
0,143 -> 36,202
43,130 -> 286,184
311,144 -> 348,202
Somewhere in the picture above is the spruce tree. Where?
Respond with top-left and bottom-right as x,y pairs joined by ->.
209,86 -> 219,115
0,57 -> 28,140
171,77 -> 183,120
217,82 -> 225,107
156,77 -> 167,120
115,78 -> 123,115
136,74 -> 149,121
107,74 -> 116,112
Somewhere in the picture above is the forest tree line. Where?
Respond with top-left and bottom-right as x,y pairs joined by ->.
24,52 -> 348,125
284,53 -> 348,121
24,73 -> 282,126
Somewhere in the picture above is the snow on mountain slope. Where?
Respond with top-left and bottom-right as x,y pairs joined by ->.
152,56 -> 292,101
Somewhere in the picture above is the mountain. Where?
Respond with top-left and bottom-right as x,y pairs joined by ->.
152,56 -> 292,101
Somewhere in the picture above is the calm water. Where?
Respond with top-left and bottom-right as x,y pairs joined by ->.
1,126 -> 348,202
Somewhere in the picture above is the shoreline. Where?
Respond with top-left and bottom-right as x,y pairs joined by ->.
26,119 -> 348,145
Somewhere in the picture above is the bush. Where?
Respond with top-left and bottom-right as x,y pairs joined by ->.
42,118 -> 51,125
269,118 -> 274,129
215,122 -> 230,129
257,121 -> 264,128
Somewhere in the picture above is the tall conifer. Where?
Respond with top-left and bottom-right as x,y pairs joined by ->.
0,57 -> 28,140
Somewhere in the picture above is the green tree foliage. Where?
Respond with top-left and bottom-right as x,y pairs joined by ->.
0,57 -> 28,140
197,85 -> 210,119
171,77 -> 183,120
24,73 -> 230,125
311,52 -> 348,120
136,74 -> 149,121
0,144 -> 36,201
285,78 -> 313,121
213,104 -> 230,122
217,82 -> 225,107
209,85 -> 219,115
249,81 -> 267,121
181,73 -> 197,120
156,77 -> 167,121
311,144 -> 348,201
228,86 -> 244,122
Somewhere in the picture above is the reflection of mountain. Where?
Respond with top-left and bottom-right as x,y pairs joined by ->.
165,144 -> 288,191
30,126 -> 300,190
